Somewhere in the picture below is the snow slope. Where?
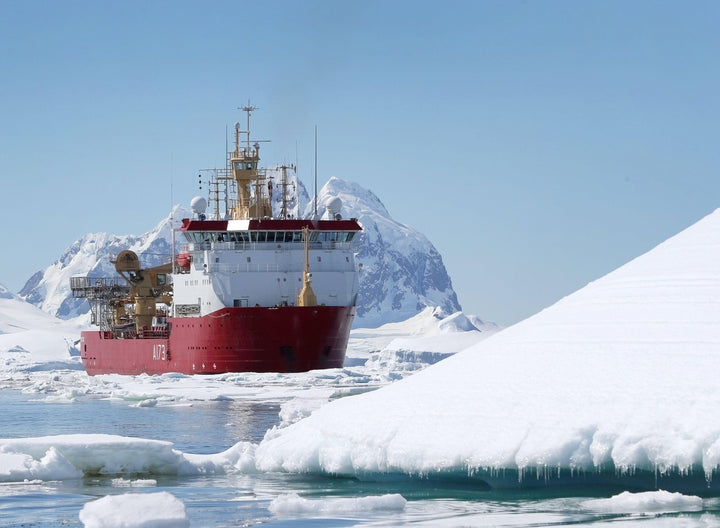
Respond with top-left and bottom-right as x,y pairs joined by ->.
254,208 -> 720,493
0,283 -> 83,372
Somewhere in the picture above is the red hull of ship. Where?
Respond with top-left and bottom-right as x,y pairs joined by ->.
80,305 -> 355,375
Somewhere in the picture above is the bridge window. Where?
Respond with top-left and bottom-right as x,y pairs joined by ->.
185,230 -> 353,245
315,231 -> 355,242
227,231 -> 249,242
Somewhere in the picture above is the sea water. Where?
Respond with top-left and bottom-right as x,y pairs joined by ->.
2,387 -> 720,527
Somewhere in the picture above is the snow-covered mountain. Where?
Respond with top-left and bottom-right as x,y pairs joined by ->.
309,178 -> 461,326
19,207 -> 186,322
18,175 -> 461,327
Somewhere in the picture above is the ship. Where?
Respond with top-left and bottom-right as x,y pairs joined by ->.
70,106 -> 361,375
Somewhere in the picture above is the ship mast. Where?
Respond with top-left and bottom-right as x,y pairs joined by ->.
277,164 -> 295,219
228,105 -> 271,220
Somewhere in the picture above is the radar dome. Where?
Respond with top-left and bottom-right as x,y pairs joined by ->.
191,196 -> 207,215
326,196 -> 342,215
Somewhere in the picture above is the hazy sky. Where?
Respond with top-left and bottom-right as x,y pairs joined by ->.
2,0 -> 719,325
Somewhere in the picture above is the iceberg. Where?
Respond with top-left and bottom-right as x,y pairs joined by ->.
255,209 -> 720,493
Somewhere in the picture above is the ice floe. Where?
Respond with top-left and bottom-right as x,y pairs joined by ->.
79,491 -> 189,528
253,209 -> 720,492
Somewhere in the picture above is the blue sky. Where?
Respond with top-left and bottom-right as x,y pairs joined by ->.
1,0 -> 719,325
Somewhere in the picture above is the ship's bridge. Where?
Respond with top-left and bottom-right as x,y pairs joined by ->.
178,218 -> 361,248
172,218 -> 362,315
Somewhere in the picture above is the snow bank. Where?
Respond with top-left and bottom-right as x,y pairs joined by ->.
255,209 -> 720,490
269,492 -> 406,515
79,491 -> 189,528
0,434 -> 255,482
